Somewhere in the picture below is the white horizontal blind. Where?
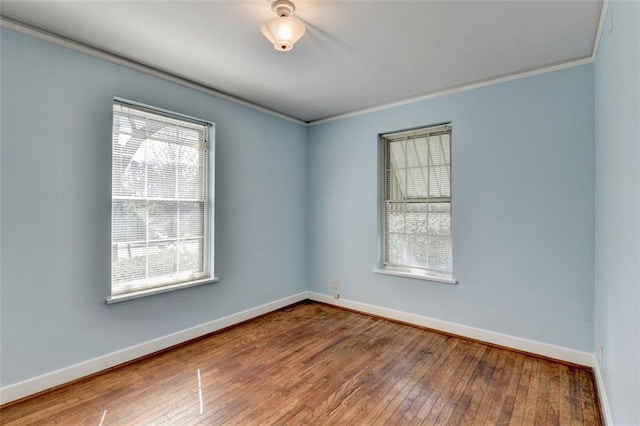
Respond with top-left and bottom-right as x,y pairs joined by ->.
111,101 -> 210,296
382,124 -> 452,275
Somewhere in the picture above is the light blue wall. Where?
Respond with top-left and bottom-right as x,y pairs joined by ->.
0,28 -> 308,386
307,65 -> 595,352
594,1 -> 640,424
0,17 -> 614,407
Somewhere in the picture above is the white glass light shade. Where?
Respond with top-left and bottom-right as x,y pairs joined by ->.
261,16 -> 306,51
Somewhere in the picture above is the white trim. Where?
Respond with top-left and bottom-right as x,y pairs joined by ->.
106,277 -> 220,304
305,291 -> 593,366
1,4 -> 608,128
592,356 -> 614,426
310,57 -> 593,126
1,290 -> 608,416
0,292 -> 307,405
373,268 -> 457,285
310,0 -> 609,127
592,0 -> 610,60
113,96 -> 214,126
0,17 -> 306,126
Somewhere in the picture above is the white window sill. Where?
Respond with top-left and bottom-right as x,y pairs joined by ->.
106,277 -> 220,304
373,268 -> 457,285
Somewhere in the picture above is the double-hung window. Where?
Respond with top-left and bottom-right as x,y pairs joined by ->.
377,123 -> 454,283
109,99 -> 216,302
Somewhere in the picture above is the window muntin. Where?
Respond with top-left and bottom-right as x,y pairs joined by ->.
111,101 -> 212,298
380,124 -> 452,278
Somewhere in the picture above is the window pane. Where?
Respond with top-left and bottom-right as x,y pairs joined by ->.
148,241 -> 177,278
178,147 -> 205,199
179,239 -> 204,273
121,159 -> 146,197
406,235 -> 428,268
112,123 -> 145,197
148,201 -> 177,241
389,140 -> 405,169
111,102 -> 211,296
428,165 -> 450,198
427,203 -> 451,272
112,201 -> 146,243
407,167 -> 429,198
386,170 -> 404,201
432,133 -> 451,165
410,137 -> 429,167
179,202 -> 205,238
387,233 -> 406,265
149,119 -> 178,145
405,210 -> 426,234
178,127 -> 202,145
387,212 -> 404,234
381,124 -> 452,276
428,203 -> 451,236
112,242 -> 146,284
147,141 -> 177,198
427,235 -> 452,272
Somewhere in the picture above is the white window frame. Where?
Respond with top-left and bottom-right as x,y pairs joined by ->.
108,98 -> 218,303
374,123 -> 456,284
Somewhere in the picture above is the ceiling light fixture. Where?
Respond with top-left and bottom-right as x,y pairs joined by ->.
261,0 -> 306,52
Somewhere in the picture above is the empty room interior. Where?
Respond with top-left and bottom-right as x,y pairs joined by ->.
0,0 -> 638,424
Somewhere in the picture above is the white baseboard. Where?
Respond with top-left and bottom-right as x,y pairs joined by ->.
592,356 -> 613,425
2,290 -> 612,423
0,292 -> 308,405
306,292 -> 617,421
306,291 -> 594,366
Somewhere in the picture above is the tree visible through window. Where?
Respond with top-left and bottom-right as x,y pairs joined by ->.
380,123 -> 452,279
111,100 -> 213,299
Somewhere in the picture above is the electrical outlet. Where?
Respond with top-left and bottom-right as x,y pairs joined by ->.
333,292 -> 340,299
332,280 -> 339,290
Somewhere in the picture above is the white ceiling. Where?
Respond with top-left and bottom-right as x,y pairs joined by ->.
0,1 -> 603,123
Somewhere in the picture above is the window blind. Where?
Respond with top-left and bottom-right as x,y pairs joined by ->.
111,101 -> 210,296
381,124 -> 452,275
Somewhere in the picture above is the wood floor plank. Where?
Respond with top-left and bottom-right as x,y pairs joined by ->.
579,369 -> 602,426
445,344 -> 494,426
507,357 -> 534,426
400,338 -> 466,423
534,359 -> 551,424
557,364 -> 573,425
341,332 -> 435,423
428,344 -> 489,425
0,301 -> 602,426
362,334 -> 448,424
521,357 -> 542,426
221,313 -> 382,424
546,362 -> 562,425
485,351 -> 523,425
467,348 -> 509,425
293,320 -> 420,424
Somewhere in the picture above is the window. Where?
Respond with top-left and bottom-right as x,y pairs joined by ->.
377,123 -> 454,283
109,99 -> 216,302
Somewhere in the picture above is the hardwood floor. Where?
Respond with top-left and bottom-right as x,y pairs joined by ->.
0,301 -> 602,425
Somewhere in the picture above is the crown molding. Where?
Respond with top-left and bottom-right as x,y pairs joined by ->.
0,16 -> 307,126
591,0 -> 610,60
308,0 -> 608,126
309,56 -> 594,126
2,0 -> 609,128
